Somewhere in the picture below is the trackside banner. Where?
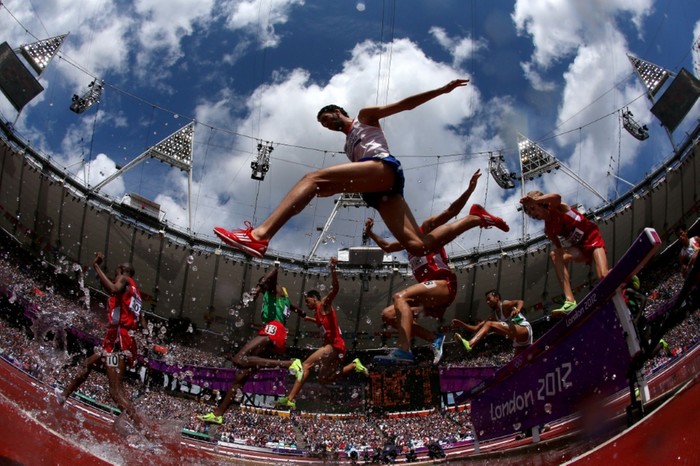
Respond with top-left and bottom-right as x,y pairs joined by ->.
470,301 -> 629,440
470,228 -> 661,441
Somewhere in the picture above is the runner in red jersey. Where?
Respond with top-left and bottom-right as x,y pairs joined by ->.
276,257 -> 368,409
521,191 -> 609,316
366,170 -> 486,364
57,252 -> 149,432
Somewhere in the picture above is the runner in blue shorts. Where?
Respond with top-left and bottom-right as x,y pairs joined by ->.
214,80 -> 509,258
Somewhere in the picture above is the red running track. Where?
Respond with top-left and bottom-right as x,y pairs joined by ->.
566,376 -> 700,466
1,349 -> 698,465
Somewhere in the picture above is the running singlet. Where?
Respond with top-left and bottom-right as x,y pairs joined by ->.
407,245 -> 454,283
545,207 -> 603,249
496,303 -> 532,348
107,276 -> 142,330
260,287 -> 292,325
495,302 -> 527,326
344,120 -> 391,162
104,276 -> 142,365
314,303 -> 346,353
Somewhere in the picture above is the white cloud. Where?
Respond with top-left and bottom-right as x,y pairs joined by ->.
134,0 -> 217,70
510,0 -> 658,210
170,37 -> 490,256
520,61 -> 556,91
430,27 -> 487,68
2,0 -> 690,260
512,0 -> 653,69
82,153 -> 126,198
221,0 -> 305,48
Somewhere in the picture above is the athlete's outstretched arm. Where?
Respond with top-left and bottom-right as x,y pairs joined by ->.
256,267 -> 279,295
357,79 -> 469,126
422,169 -> 481,234
322,257 -> 340,307
92,252 -> 128,294
364,218 -> 404,253
503,299 -> 525,318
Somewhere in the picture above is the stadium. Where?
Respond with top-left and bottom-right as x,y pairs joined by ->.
0,1 -> 699,465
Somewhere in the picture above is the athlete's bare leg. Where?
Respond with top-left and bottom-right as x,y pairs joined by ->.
466,321 -> 529,349
286,345 -> 341,402
252,161 -> 395,240
213,367 -> 252,417
452,319 -> 485,334
592,247 -> 609,280
105,356 -> 147,431
389,280 -> 452,351
550,248 -> 576,303
375,195 -> 484,257
247,160 -> 489,257
232,335 -> 294,370
213,335 -> 293,416
551,246 -> 608,309
61,352 -> 101,398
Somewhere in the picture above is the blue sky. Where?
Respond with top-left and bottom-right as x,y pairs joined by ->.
1,0 -> 699,259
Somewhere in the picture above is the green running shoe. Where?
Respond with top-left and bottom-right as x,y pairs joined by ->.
553,301 -> 577,314
276,396 -> 296,409
198,412 -> 223,425
353,358 -> 369,376
289,358 -> 303,382
454,333 -> 472,352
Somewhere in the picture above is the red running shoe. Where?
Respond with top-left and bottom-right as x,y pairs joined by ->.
214,221 -> 268,258
469,204 -> 510,232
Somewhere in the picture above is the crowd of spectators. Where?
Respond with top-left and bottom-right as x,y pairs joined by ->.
0,231 -> 698,455
294,415 -> 385,453
376,411 -> 472,451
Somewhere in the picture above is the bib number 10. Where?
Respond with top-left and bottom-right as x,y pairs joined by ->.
105,353 -> 120,367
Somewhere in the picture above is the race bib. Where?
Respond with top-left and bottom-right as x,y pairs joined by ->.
105,353 -> 120,368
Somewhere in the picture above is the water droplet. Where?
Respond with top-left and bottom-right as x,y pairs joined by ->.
365,316 -> 372,325
513,422 -> 521,431
242,292 -> 254,306
544,403 -> 552,414
186,255 -> 194,265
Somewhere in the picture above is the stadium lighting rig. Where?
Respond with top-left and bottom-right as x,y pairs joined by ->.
70,79 -> 104,114
517,134 -> 560,181
621,109 -> 649,141
251,141 -> 273,180
488,152 -> 516,189
19,34 -> 68,75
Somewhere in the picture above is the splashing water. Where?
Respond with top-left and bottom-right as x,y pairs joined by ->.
241,288 -> 257,307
